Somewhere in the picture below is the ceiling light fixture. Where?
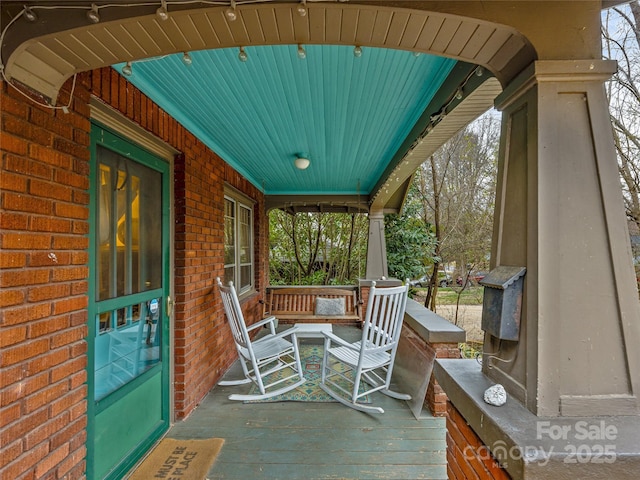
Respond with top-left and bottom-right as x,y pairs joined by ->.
225,0 -> 238,21
297,44 -> 306,59
455,88 -> 463,100
476,66 -> 484,76
294,155 -> 310,170
23,6 -> 37,22
122,62 -> 133,76
353,46 -> 362,58
296,0 -> 307,17
238,46 -> 248,62
156,0 -> 169,21
87,4 -> 100,23
182,52 -> 193,66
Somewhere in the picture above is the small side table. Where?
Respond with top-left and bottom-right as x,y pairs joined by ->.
293,323 -> 333,348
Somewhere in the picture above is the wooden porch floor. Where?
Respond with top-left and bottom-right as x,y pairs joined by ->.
165,326 -> 447,480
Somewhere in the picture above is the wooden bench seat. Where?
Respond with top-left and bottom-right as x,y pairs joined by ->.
265,287 -> 361,325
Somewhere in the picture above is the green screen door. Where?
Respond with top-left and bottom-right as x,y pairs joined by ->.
88,123 -> 171,480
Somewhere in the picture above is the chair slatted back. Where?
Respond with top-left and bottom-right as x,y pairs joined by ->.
361,282 -> 408,349
216,278 -> 250,349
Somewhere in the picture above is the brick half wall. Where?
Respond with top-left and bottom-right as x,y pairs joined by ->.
446,401 -> 511,480
427,343 -> 462,416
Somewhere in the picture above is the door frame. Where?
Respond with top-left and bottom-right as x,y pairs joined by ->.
87,103 -> 176,479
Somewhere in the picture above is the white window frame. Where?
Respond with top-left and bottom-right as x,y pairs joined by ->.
224,186 -> 255,296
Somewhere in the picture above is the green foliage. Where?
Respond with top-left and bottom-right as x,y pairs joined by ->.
459,342 -> 483,360
269,210 -> 368,285
384,213 -> 438,281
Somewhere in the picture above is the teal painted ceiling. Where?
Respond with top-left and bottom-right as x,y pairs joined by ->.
117,45 -> 456,196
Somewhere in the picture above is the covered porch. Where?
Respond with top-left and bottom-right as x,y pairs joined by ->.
166,326 -> 448,480
2,1 -> 639,480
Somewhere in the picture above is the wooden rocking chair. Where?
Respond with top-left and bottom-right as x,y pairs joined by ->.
320,281 -> 411,414
216,278 -> 306,401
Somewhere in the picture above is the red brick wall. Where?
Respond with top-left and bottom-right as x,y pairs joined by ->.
88,68 -> 266,418
1,67 -> 267,479
427,343 -> 462,417
446,401 -> 512,480
1,77 -> 91,479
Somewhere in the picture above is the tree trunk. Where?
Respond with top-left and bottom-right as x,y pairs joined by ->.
425,155 -> 441,311
344,213 -> 356,282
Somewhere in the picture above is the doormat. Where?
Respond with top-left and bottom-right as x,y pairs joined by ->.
127,437 -> 224,480
246,344 -> 371,403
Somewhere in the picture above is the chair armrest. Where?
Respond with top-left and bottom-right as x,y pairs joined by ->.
247,316 -> 277,335
251,325 -> 300,344
322,331 -> 359,350
266,325 -> 301,341
362,342 -> 396,355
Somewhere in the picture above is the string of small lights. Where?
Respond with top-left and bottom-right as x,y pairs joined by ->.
0,0 -> 350,110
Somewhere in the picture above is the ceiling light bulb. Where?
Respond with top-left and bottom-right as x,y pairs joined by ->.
294,156 -> 310,170
225,1 -> 237,21
23,6 -> 37,22
297,44 -> 306,59
122,62 -> 133,77
182,52 -> 192,66
156,0 -> 169,21
476,66 -> 484,76
353,46 -> 362,58
296,1 -> 307,17
238,47 -> 248,62
87,4 -> 100,23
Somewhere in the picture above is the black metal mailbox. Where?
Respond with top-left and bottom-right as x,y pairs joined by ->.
479,266 -> 526,341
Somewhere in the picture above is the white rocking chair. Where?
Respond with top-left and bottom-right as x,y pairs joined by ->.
320,281 -> 411,414
216,278 -> 306,401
